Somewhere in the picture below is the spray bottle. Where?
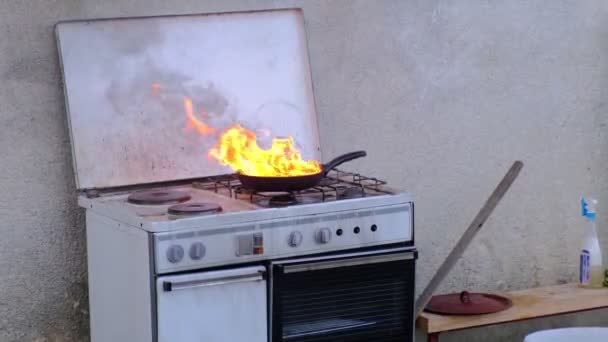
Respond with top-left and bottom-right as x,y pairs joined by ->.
579,197 -> 604,288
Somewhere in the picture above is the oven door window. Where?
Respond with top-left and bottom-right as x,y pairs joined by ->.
272,250 -> 415,342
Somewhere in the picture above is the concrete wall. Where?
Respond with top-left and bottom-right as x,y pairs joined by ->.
1,0 -> 607,341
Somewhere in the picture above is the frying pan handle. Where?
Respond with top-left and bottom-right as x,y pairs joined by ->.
322,151 -> 367,175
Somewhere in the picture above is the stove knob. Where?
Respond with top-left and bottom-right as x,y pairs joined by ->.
288,231 -> 303,248
166,245 -> 184,264
189,242 -> 206,260
315,228 -> 332,244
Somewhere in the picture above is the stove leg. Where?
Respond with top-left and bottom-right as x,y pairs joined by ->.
428,332 -> 439,342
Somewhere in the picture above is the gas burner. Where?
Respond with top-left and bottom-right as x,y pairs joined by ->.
268,193 -> 298,207
168,202 -> 223,217
127,190 -> 191,205
337,186 -> 366,199
251,192 -> 324,208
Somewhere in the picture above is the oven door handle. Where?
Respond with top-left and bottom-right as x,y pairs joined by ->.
278,251 -> 415,274
163,270 -> 266,292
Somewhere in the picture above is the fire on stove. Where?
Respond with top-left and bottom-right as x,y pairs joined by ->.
190,169 -> 391,208
152,85 -> 369,193
164,91 -> 323,178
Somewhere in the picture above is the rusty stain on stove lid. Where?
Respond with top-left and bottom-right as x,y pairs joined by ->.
55,9 -> 321,191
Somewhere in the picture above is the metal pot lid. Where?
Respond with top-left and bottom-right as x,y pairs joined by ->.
425,291 -> 513,315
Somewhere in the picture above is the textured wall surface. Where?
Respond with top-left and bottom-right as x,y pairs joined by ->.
1,1 -> 607,341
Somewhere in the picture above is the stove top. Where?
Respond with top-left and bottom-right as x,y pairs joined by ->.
84,169 -> 393,214
79,169 -> 409,234
80,168 -> 413,272
87,185 -> 257,220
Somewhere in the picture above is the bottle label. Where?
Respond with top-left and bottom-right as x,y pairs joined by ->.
580,249 -> 591,285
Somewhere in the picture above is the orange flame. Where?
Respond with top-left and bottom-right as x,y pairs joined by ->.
184,97 -> 216,136
152,87 -> 320,177
208,124 -> 321,177
151,83 -> 162,96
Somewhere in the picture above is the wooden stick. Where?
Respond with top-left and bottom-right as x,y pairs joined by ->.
414,161 -> 524,318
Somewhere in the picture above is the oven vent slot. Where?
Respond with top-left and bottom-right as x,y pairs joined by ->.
283,318 -> 376,340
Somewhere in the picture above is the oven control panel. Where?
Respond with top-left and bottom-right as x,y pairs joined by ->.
236,232 -> 264,256
154,202 -> 412,274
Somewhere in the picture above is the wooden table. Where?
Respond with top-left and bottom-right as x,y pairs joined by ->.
416,284 -> 608,342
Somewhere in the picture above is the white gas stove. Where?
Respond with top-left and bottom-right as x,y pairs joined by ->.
79,170 -> 413,274
56,8 -> 416,342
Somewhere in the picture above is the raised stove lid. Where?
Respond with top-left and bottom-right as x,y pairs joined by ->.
56,9 -> 321,190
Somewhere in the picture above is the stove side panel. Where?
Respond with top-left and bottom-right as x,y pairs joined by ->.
86,212 -> 153,342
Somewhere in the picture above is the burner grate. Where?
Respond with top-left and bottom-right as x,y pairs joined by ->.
193,174 -> 240,197
193,169 -> 392,207
334,169 -> 387,191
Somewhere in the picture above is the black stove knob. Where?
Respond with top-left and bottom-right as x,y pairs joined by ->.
166,245 -> 184,264
189,242 -> 206,260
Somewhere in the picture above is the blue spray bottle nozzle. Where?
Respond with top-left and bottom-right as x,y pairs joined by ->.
582,197 -> 597,220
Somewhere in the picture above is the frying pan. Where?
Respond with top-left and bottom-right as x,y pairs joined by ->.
238,151 -> 367,192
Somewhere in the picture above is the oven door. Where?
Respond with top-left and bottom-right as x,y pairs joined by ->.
156,266 -> 267,342
271,248 -> 416,342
